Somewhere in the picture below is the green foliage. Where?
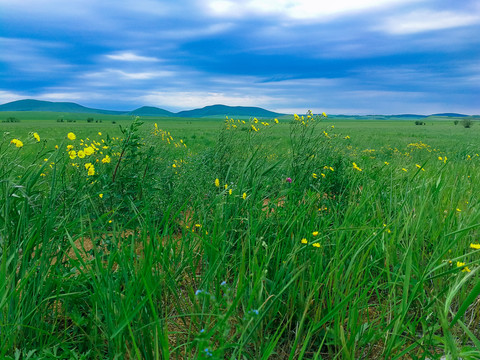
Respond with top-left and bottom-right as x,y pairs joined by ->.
462,118 -> 473,128
0,114 -> 480,359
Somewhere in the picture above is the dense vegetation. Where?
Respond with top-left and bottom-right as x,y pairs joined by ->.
1,112 -> 479,359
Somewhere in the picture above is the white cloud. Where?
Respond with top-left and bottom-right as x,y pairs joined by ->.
206,0 -> 422,20
138,91 -> 277,110
0,90 -> 27,104
106,52 -> 161,62
377,10 -> 480,34
83,69 -> 175,81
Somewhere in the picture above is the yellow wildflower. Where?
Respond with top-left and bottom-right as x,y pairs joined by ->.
87,165 -> 95,176
312,243 -> 321,248
470,243 -> 480,249
98,132 -> 102,136
215,178 -> 220,187
99,193 -> 103,198
352,162 -> 362,172
312,231 -> 319,236
312,173 -> 318,179
456,261 -> 471,272
224,184 -> 228,190
402,168 -> 407,172
69,150 -> 77,159
242,192 -> 247,200
33,132 -> 40,142
10,139 -> 23,148
77,150 -> 86,159
322,112 -> 327,117
274,118 -> 279,124
301,238 -> 308,244
84,146 -> 94,156
67,132 -> 76,140
101,155 -> 111,164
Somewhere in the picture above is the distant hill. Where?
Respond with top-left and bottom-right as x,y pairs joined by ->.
175,104 -> 283,118
129,106 -> 174,117
389,114 -> 427,119
430,113 -> 469,117
329,114 -> 427,120
0,100 -> 283,118
0,99 -> 127,115
0,99 -> 475,118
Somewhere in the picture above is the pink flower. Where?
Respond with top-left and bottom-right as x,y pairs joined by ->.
286,177 -> 292,183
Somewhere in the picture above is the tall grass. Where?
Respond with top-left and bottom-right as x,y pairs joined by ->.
1,115 -> 480,359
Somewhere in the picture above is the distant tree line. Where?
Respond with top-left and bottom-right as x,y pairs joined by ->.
57,118 -> 76,123
2,117 -> 20,123
86,117 -> 102,123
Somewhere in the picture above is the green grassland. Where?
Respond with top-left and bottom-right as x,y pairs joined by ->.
1,111 -> 480,359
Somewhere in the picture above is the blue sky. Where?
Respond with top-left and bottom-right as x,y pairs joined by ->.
1,0 -> 479,114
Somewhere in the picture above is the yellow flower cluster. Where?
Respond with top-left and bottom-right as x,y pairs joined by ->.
10,139 -> 23,148
300,231 -> 321,248
85,163 -> 95,176
153,124 -> 186,148
407,141 -> 431,152
456,261 -> 471,273
292,110 -> 327,127
352,162 -> 362,172
62,132 -> 115,177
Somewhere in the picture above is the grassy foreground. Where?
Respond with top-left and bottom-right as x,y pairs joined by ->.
1,113 -> 480,359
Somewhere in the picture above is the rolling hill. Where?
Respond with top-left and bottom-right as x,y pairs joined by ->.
129,106 -> 175,117
0,99 -> 475,119
0,100 -> 284,118
0,99 -> 127,115
175,104 -> 282,118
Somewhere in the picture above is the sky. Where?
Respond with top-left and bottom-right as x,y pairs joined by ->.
1,0 -> 479,115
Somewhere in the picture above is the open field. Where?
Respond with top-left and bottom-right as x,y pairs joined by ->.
1,112 -> 480,359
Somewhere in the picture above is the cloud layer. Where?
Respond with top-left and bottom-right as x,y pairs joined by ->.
0,0 -> 479,114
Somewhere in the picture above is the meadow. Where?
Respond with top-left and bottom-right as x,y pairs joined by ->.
1,111 -> 479,359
